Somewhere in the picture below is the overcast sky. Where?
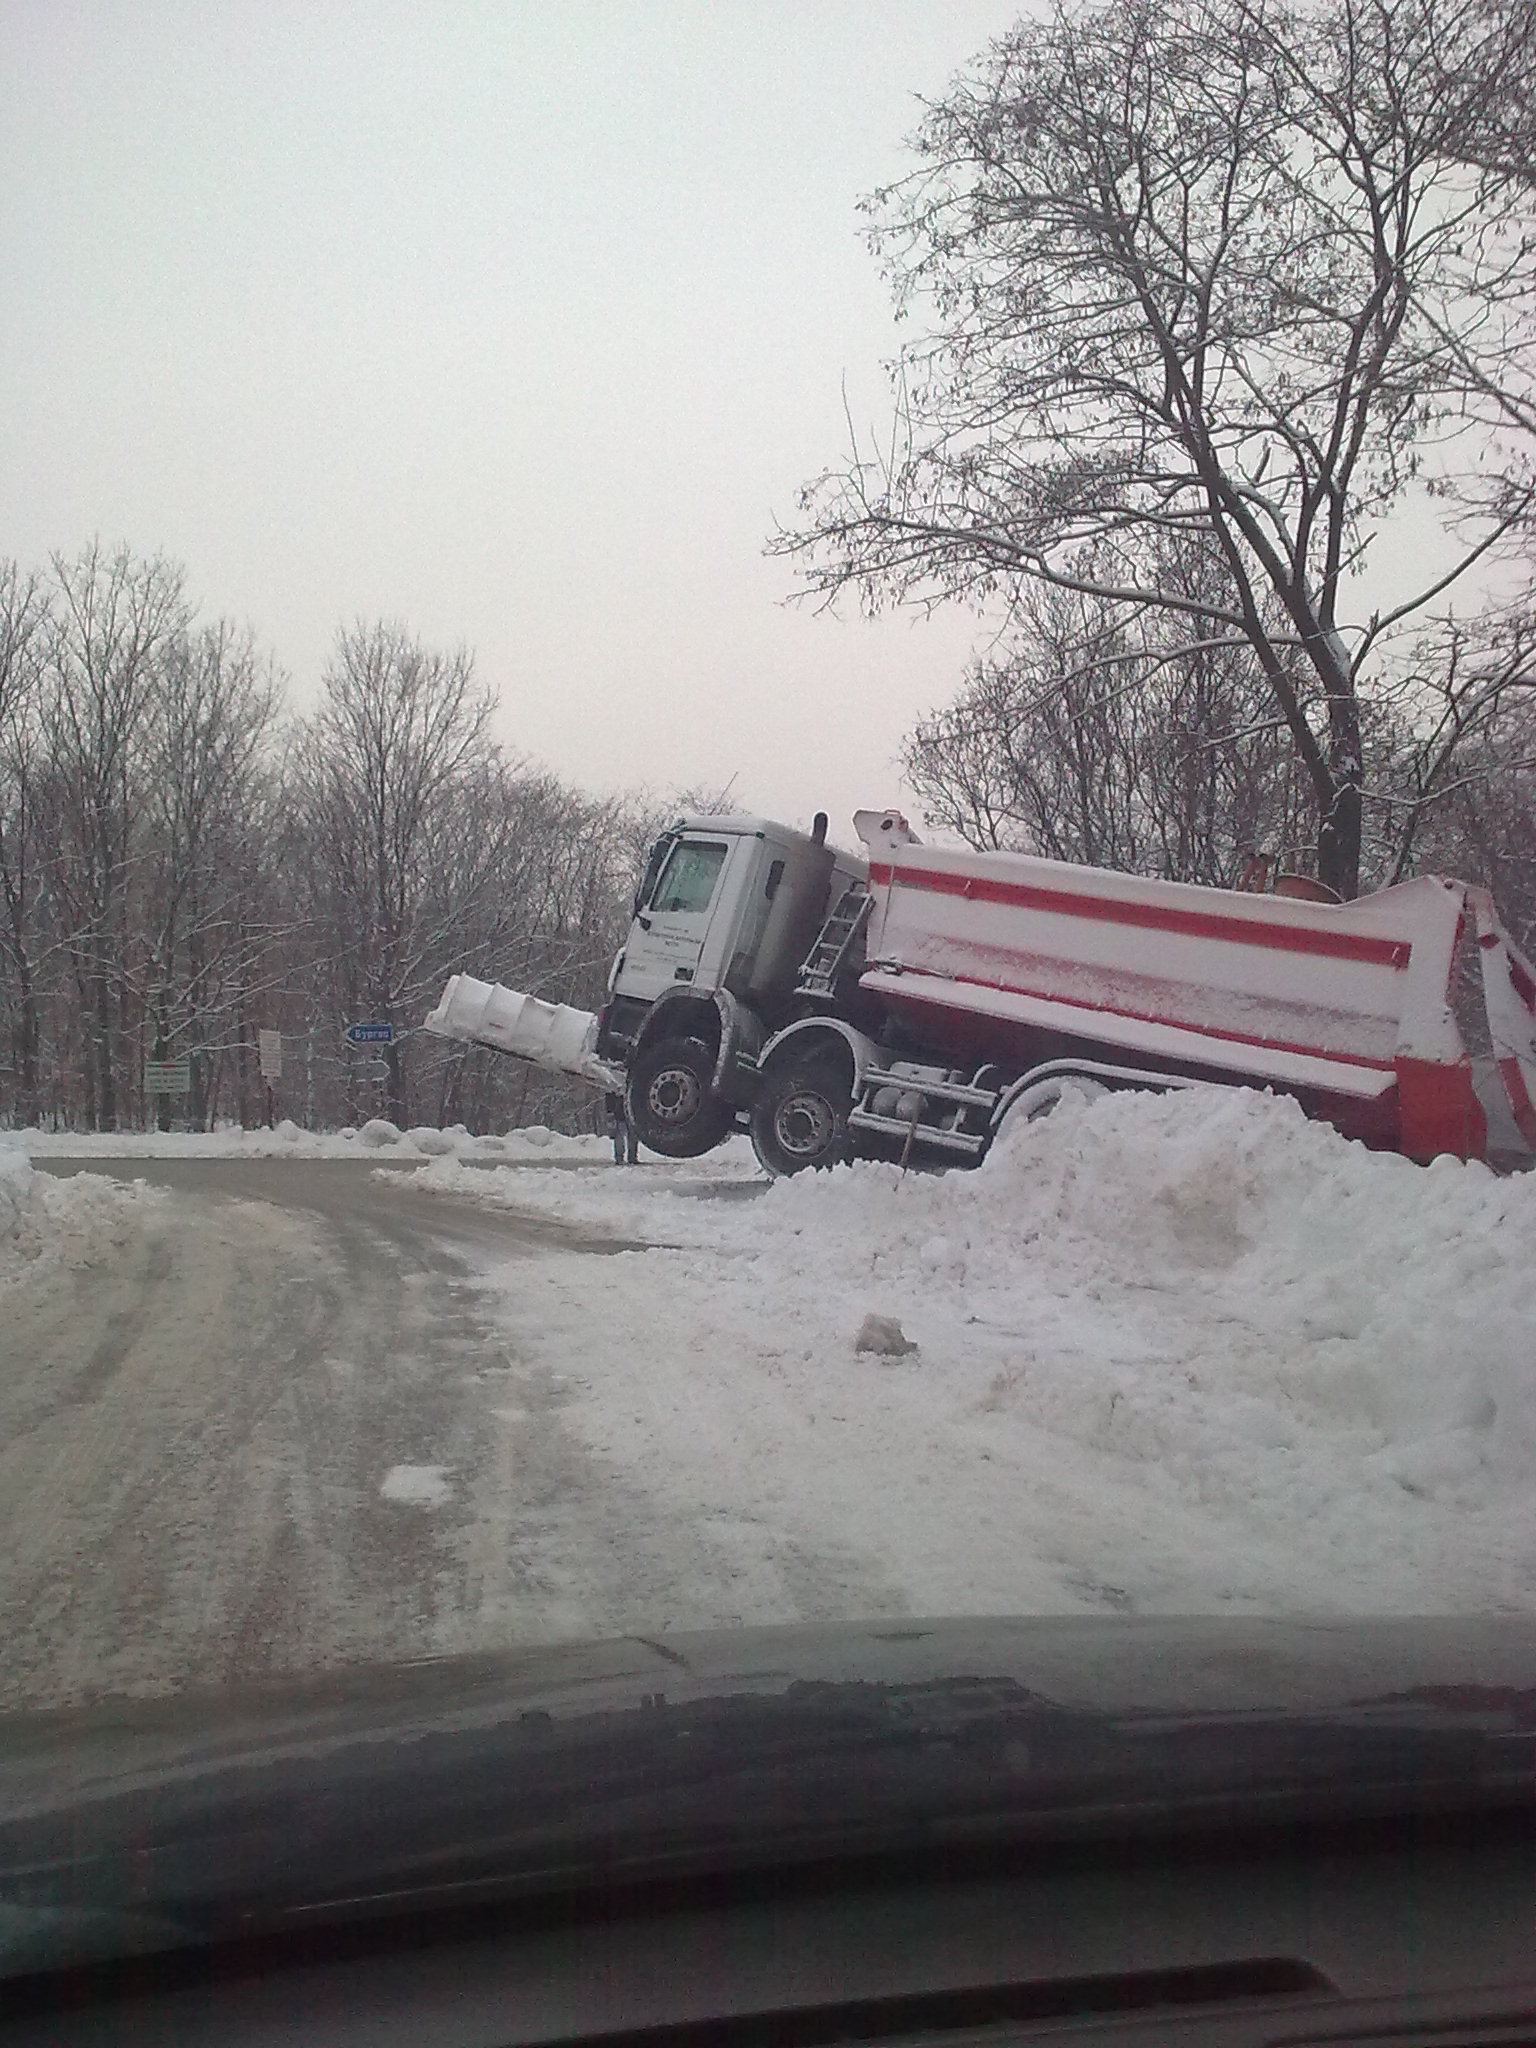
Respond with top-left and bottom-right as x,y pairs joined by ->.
1,1 -> 1029,840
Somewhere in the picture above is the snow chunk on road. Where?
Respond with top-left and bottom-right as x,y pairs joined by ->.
413,1088 -> 1536,1617
380,1463 -> 453,1508
0,1145 -> 162,1288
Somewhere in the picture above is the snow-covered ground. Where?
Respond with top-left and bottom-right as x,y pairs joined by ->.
402,1089 -> 1536,1616
10,1094 -> 1533,1621
0,1143 -> 163,1290
13,1117 -> 614,1164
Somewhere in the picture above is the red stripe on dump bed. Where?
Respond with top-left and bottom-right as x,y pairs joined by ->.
868,863 -> 1412,969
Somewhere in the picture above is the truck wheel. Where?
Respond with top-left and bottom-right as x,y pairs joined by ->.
751,1059 -> 852,1176
627,1037 -> 733,1159
993,1074 -> 1109,1145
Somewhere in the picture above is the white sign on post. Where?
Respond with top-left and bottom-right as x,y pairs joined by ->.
258,1030 -> 282,1080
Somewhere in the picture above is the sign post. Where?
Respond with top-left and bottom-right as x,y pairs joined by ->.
144,1059 -> 192,1096
345,1022 -> 396,1047
258,1029 -> 282,1128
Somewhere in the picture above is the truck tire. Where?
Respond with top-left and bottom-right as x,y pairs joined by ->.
627,1037 -> 733,1159
751,1058 -> 852,1176
993,1073 -> 1109,1146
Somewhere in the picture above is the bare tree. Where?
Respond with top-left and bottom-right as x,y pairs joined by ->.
45,545 -> 188,1127
133,622 -> 285,1128
0,563 -> 53,1124
778,0 -> 1536,897
296,622 -> 499,1127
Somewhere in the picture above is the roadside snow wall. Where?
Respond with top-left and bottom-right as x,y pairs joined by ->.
415,1084 -> 1536,1612
749,1087 -> 1536,1500
0,1146 -> 160,1287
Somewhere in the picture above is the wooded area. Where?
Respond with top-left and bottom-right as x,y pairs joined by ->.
0,545 -> 650,1134
782,0 -> 1536,917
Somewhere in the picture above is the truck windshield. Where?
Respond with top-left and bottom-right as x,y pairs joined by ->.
649,839 -> 727,915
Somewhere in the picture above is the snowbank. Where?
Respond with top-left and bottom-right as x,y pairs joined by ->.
739,1089 -> 1536,1494
412,1089 -> 1536,1616
0,1143 -> 162,1288
10,1121 -> 617,1164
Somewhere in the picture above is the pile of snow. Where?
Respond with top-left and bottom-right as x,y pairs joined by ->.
412,1131 -> 760,1215
0,1145 -> 32,1245
492,1125 -> 611,1161
355,1118 -> 402,1148
0,1143 -> 161,1288
411,1089 -> 1536,1616
740,1088 -> 1536,1496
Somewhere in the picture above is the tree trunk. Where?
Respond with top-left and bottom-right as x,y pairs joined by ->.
1318,683 -> 1365,900
10,953 -> 39,1128
383,1034 -> 406,1128
1317,779 -> 1363,901
152,1017 -> 172,1133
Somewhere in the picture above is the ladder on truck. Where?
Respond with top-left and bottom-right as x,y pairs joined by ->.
798,886 -> 873,999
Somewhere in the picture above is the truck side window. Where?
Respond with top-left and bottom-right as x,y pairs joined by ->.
650,841 -> 727,915
765,860 -> 785,902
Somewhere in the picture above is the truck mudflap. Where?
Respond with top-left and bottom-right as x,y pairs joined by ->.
423,974 -> 624,1092
1470,891 -> 1536,1152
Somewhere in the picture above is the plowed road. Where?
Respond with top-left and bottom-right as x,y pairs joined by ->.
1,1161 -> 660,1712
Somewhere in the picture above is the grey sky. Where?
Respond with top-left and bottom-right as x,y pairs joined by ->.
1,1 -> 1024,840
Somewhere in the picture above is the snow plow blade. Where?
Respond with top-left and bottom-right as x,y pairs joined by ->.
423,975 -> 623,1092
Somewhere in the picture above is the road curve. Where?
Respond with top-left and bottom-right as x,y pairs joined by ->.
0,1160 -> 648,1711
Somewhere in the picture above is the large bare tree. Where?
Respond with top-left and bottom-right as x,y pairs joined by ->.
45,544 -> 188,1127
295,622 -> 499,1126
778,0 -> 1536,897
0,563 -> 53,1125
133,622 -> 285,1128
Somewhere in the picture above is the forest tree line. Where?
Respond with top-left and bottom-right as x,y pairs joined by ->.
0,544 -> 655,1134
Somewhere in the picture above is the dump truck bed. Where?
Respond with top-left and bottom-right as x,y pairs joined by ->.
860,845 -> 1536,1163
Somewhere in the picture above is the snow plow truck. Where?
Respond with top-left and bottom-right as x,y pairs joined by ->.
424,807 -> 1536,1174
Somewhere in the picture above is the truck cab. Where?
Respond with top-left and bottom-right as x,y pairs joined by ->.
597,812 -> 866,1156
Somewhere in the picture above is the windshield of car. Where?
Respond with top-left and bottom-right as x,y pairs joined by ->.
2,0 -> 1534,2007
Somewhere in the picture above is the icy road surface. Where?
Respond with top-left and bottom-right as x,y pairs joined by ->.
0,1156 -> 699,1711
3,1088 -> 1534,1712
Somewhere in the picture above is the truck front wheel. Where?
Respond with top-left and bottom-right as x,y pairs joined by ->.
751,1059 -> 852,1176
627,1037 -> 734,1159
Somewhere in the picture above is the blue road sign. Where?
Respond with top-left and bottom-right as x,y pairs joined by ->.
345,1021 -> 395,1045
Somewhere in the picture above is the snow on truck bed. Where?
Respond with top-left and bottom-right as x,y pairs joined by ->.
413,1089 -> 1536,1617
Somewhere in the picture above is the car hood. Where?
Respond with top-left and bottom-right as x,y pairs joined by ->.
2,1615 -> 1534,1978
